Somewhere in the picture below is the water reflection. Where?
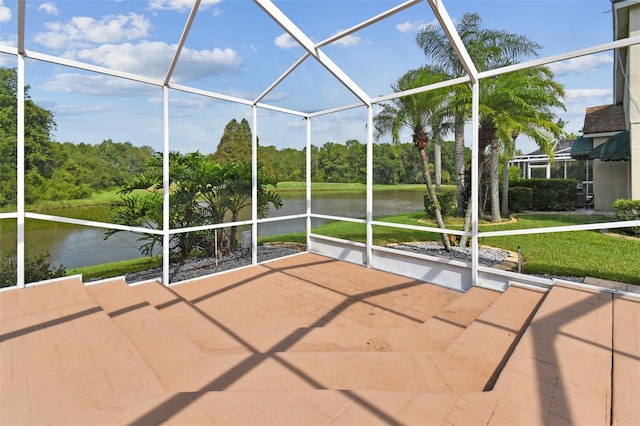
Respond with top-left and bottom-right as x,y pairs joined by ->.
0,188 -> 426,269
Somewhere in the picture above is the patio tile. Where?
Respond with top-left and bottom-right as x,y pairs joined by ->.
395,391 -> 460,425
443,392 -> 500,425
1,254 -> 637,425
612,294 -> 640,425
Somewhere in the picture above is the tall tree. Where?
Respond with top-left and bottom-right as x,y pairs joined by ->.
345,139 -> 366,183
107,152 -> 282,260
479,66 -> 565,222
502,132 -> 518,217
0,67 -> 57,206
416,13 -> 541,216
374,67 -> 452,251
211,118 -> 252,164
318,142 -> 349,183
429,107 -> 452,191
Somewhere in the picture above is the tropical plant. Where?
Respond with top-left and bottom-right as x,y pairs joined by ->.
374,66 -> 452,251
416,12 -> 543,217
479,66 -> 565,222
501,132 -> 518,216
106,151 -> 282,261
0,250 -> 66,288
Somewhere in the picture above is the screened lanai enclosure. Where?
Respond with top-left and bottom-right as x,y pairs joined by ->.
1,0 -> 639,290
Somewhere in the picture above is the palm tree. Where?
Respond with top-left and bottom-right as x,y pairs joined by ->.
374,67 -> 452,251
430,106 -> 452,192
502,131 -> 518,217
416,12 -> 541,217
479,66 -> 565,222
434,139 -> 442,191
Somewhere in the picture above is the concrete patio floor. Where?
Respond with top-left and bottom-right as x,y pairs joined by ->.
1,252 -> 638,425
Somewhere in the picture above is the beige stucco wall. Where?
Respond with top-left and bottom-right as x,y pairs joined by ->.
596,1 -> 640,210
628,4 -> 640,200
593,137 -> 631,211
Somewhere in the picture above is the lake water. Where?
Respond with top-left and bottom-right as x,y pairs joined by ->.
0,189 -> 426,269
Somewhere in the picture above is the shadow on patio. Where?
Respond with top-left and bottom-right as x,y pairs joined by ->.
1,253 -> 638,425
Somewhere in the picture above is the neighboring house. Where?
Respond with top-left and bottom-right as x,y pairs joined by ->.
570,0 -> 640,211
511,139 -> 577,179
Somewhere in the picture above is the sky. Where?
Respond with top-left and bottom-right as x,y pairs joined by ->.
0,0 -> 619,155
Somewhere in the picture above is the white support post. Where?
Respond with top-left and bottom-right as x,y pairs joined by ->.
306,117 -> 312,248
16,55 -> 25,288
162,86 -> 171,286
252,106 -> 258,265
366,106 -> 374,268
471,82 -> 480,287
586,160 -> 590,197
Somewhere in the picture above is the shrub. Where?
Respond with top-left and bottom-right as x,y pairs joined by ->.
613,198 -> 640,237
424,191 -> 456,219
508,187 -> 533,212
509,179 -> 576,211
0,250 -> 66,288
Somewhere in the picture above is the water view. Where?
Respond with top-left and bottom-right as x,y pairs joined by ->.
0,188 -> 427,269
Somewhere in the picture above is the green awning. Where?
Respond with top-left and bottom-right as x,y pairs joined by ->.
598,130 -> 630,161
589,141 -> 604,160
570,135 -> 594,159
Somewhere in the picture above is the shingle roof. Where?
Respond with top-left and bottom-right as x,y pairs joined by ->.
582,104 -> 626,135
526,138 -> 573,156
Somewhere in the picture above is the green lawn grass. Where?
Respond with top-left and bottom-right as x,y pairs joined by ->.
0,189 -> 123,214
67,256 -> 162,281
479,214 -> 639,283
3,183 -> 637,284
270,182 -> 455,193
61,211 -> 638,283
267,212 -> 639,284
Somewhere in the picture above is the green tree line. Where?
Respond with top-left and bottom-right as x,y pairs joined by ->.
259,140 -> 468,185
0,67 -> 155,207
0,65 -> 464,210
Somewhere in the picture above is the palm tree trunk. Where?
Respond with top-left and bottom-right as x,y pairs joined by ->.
229,211 -> 239,252
419,147 -> 451,251
490,139 -> 501,222
434,140 -> 442,191
458,200 -> 472,247
478,119 -> 492,220
454,121 -> 465,216
477,155 -> 485,219
501,153 -> 510,216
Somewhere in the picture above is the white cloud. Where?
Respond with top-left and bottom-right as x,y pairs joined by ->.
0,53 -> 15,66
149,95 -> 210,109
332,31 -> 361,47
263,92 -> 288,102
71,41 -> 242,82
41,72 -> 157,96
38,2 -> 58,15
54,102 -> 120,115
564,88 -> 611,102
0,0 -> 11,22
395,20 -> 428,33
0,35 -> 16,49
548,54 -> 612,76
275,33 -> 298,50
148,0 -> 221,12
33,13 -> 151,48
